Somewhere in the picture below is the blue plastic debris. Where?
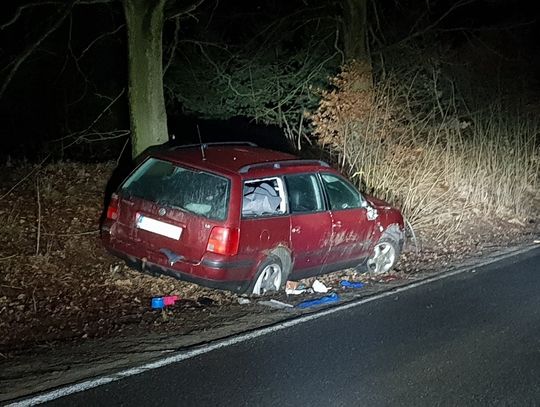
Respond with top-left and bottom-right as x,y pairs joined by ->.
340,280 -> 365,289
151,297 -> 165,309
296,292 -> 340,309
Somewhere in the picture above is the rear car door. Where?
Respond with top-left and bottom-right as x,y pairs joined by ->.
320,173 -> 374,271
284,173 -> 333,277
237,177 -> 290,266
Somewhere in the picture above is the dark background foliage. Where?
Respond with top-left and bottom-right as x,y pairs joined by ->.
0,0 -> 538,161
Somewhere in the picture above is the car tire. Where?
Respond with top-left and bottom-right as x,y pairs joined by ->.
249,255 -> 284,296
366,237 -> 400,274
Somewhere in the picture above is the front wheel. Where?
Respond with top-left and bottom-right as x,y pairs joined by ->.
249,255 -> 284,296
366,237 -> 400,274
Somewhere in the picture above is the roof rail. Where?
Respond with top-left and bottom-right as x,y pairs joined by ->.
169,141 -> 257,151
239,159 -> 330,174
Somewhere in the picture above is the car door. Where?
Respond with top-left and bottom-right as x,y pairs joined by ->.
237,177 -> 290,263
320,173 -> 374,271
284,173 -> 333,278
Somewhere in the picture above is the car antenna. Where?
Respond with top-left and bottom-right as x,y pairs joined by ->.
196,124 -> 206,161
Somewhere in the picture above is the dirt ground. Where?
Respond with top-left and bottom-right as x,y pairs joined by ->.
0,161 -> 539,401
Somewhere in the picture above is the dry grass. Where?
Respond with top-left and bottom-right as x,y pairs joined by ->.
311,63 -> 540,241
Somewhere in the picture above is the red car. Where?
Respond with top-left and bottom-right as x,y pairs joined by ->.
102,143 -> 405,295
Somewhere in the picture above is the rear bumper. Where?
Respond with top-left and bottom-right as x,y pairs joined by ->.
103,237 -> 254,293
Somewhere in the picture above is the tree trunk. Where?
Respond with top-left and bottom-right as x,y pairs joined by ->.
341,0 -> 372,90
342,0 -> 369,62
124,0 -> 168,158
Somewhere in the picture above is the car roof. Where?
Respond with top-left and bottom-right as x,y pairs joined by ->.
151,143 -> 331,177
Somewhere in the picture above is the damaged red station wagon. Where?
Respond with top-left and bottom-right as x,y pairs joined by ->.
102,142 -> 405,295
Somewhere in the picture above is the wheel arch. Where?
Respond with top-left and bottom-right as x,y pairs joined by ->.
267,245 -> 293,280
381,223 -> 405,247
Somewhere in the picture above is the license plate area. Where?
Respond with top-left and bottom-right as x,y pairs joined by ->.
135,214 -> 183,240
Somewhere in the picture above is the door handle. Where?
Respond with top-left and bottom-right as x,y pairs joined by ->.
292,226 -> 301,233
333,221 -> 342,228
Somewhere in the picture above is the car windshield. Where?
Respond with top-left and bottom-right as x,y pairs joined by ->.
121,158 -> 230,221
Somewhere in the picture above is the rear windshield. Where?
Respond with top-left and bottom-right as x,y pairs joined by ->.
120,158 -> 230,221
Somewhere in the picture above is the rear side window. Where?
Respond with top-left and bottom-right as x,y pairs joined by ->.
242,177 -> 286,217
121,158 -> 230,220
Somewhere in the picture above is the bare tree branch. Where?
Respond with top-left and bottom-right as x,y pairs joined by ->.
52,88 -> 126,143
377,0 -> 479,52
0,2 -> 76,100
74,0 -> 115,4
0,155 -> 51,201
0,1 -> 63,30
163,17 -> 180,76
78,24 -> 125,60
204,0 -> 220,29
47,88 -> 129,152
166,0 -> 206,20
66,13 -> 90,107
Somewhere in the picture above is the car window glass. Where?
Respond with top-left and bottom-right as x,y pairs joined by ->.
320,173 -> 363,210
242,177 -> 285,217
121,158 -> 230,220
285,173 -> 324,213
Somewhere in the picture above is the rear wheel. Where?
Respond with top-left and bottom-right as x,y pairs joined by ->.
367,237 -> 400,274
250,255 -> 284,296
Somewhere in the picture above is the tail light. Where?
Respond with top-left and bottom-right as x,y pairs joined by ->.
206,227 -> 240,256
106,193 -> 119,220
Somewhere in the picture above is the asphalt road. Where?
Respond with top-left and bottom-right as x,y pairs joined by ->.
45,247 -> 540,406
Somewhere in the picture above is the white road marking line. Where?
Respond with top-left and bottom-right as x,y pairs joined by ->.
7,245 -> 539,407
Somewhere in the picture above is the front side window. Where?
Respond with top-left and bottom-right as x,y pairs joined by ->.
285,173 -> 324,213
121,158 -> 230,220
320,173 -> 364,210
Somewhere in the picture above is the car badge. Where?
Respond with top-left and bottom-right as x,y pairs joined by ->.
158,208 -> 166,216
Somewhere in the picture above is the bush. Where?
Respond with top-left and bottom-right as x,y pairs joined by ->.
310,62 -> 539,240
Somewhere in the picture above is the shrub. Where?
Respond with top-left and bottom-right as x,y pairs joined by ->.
310,62 -> 539,240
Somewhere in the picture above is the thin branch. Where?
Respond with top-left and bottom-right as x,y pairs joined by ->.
0,1 -> 63,30
44,88 -> 128,150
0,255 -> 18,262
370,0 -> 385,42
43,230 -> 99,237
116,136 -> 130,166
204,0 -> 220,29
78,24 -> 125,60
66,13 -> 90,107
56,130 -> 130,151
0,155 -> 50,201
377,0 -> 478,52
0,2 -> 75,100
163,17 -> 180,76
74,0 -> 115,4
166,0 -> 206,20
70,88 -> 126,137
35,178 -> 42,256
334,24 -> 345,66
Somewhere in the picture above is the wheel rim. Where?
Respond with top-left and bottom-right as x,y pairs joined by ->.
367,242 -> 396,274
252,263 -> 282,295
